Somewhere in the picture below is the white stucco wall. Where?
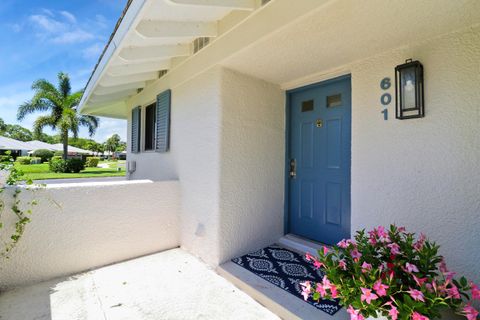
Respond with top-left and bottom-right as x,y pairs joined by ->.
127,67 -> 224,265
349,27 -> 480,285
0,180 -> 180,290
218,69 -> 285,263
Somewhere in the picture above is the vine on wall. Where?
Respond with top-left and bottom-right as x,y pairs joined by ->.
0,152 -> 41,259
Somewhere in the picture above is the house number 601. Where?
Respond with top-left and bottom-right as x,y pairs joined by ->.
380,77 -> 391,120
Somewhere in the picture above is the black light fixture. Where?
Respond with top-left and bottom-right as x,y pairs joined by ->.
395,59 -> 424,119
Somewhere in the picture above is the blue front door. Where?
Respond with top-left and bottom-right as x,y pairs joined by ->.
287,76 -> 351,245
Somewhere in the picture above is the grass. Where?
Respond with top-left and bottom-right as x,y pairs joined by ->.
15,162 -> 126,181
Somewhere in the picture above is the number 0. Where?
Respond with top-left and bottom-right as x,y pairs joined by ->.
381,93 -> 392,105
380,77 -> 391,90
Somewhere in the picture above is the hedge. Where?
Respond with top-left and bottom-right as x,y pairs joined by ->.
85,157 -> 100,168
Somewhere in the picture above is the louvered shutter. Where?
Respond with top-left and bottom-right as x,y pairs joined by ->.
131,107 -> 141,153
155,89 -> 171,153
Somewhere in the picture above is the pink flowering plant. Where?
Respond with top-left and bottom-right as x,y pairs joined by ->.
301,225 -> 479,320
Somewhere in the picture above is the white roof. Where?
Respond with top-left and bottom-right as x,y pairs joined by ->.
25,140 -> 59,151
52,144 -> 93,155
0,136 -> 33,151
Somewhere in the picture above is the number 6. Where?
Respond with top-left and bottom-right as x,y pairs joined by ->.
380,77 -> 391,90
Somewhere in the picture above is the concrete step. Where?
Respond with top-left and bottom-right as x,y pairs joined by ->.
217,238 -> 349,320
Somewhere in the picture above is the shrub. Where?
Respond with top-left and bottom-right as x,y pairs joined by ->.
85,157 -> 100,167
32,149 -> 54,163
0,155 -> 13,163
49,158 -> 67,173
67,158 -> 85,173
301,225 -> 479,319
49,158 -> 85,173
16,156 -> 31,165
29,157 -> 42,164
53,151 -> 63,157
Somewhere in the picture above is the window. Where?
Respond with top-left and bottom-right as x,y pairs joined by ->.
144,103 -> 156,151
131,89 -> 171,154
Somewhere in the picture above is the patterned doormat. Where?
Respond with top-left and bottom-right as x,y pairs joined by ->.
231,245 -> 341,316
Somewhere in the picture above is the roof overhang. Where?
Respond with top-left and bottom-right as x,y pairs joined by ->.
79,0 -> 257,118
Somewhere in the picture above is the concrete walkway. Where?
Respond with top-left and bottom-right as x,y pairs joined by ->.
0,249 -> 279,320
33,176 -> 126,184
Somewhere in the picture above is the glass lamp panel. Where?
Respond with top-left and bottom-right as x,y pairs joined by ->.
401,66 -> 416,111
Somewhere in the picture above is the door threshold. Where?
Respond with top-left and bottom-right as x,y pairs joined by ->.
278,234 -> 329,256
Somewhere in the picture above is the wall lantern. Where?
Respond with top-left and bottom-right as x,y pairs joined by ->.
395,59 -> 424,119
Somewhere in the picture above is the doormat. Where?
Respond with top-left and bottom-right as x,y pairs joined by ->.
231,245 -> 341,316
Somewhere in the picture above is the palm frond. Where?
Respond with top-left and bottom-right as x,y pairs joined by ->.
65,91 -> 83,110
32,115 -> 57,139
57,72 -> 71,98
79,115 -> 99,137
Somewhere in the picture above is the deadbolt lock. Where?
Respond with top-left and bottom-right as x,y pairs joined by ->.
316,119 -> 323,128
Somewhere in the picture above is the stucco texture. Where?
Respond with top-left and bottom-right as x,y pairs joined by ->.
350,27 -> 480,286
0,181 -> 180,290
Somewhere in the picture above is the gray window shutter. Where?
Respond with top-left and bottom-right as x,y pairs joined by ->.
155,89 -> 171,153
131,107 -> 141,153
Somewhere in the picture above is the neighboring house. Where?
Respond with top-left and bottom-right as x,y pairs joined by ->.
78,0 -> 479,293
24,140 -> 59,152
51,143 -> 93,156
0,136 -> 32,157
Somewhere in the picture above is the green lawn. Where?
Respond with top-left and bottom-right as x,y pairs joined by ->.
15,162 -> 126,181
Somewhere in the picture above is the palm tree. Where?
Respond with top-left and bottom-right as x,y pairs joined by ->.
17,72 -> 99,160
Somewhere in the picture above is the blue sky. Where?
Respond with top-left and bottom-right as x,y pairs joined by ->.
0,0 -> 128,142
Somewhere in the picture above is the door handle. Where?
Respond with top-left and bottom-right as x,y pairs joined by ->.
289,159 -> 296,179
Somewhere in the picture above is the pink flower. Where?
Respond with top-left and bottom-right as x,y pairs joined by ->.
446,284 -> 461,299
313,260 -> 324,269
388,305 -> 399,320
373,280 -> 389,297
413,233 -> 426,251
351,249 -> 362,260
347,305 -> 364,320
444,271 -> 456,280
316,284 -> 327,297
361,262 -> 372,273
305,253 -> 315,261
376,226 -> 388,238
387,243 -> 401,255
470,282 -> 480,300
338,259 -> 347,270
322,275 -> 332,289
405,262 -> 419,273
323,246 -> 329,255
330,284 -> 339,298
360,287 -> 378,304
408,288 -> 425,302
411,311 -> 429,320
463,304 -> 479,320
412,275 -> 427,287
300,281 -> 311,301
337,239 -> 349,248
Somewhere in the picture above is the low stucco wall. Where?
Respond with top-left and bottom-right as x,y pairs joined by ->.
0,180 -> 180,290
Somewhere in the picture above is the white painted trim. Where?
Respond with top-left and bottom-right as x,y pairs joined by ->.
107,60 -> 171,76
119,44 -> 191,61
168,0 -> 256,10
136,20 -> 218,38
281,66 -> 352,90
78,0 -> 149,113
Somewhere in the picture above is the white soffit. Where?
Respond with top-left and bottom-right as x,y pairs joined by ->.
79,0 -> 255,117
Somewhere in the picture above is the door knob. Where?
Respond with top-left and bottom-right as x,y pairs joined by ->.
289,159 -> 296,179
316,119 -> 323,128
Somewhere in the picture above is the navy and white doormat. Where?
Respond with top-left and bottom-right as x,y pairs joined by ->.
231,245 -> 341,316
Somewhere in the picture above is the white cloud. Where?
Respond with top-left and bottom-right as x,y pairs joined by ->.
82,42 -> 104,59
60,11 -> 77,24
28,9 -> 94,44
52,29 -> 94,44
29,14 -> 64,32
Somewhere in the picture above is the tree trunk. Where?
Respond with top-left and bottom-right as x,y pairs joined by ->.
62,132 -> 68,160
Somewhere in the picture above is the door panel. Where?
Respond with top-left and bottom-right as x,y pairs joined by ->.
288,76 -> 351,244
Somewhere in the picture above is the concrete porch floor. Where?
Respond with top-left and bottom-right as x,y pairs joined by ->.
0,249 -> 279,320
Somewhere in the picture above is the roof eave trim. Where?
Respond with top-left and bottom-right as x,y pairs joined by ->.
78,0 -> 147,114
